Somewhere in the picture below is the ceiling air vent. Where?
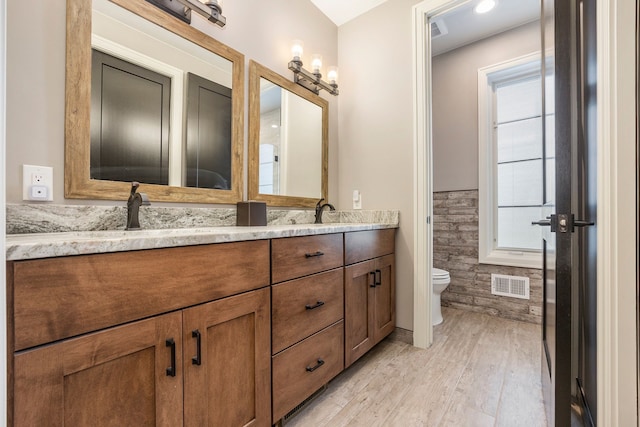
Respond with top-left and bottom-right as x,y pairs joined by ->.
430,19 -> 448,39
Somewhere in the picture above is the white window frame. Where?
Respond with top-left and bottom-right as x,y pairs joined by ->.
478,52 -> 543,269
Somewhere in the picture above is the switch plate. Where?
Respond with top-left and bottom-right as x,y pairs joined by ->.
352,190 -> 362,210
23,165 -> 53,201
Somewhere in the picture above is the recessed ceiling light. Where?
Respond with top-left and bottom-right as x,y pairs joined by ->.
474,0 -> 496,14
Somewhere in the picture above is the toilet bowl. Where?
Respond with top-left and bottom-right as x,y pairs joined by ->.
432,267 -> 451,326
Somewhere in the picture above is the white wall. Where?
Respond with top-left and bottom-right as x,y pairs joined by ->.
432,21 -> 540,192
6,0 -> 338,206
337,0 -> 420,330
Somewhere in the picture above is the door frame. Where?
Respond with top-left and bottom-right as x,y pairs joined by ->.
596,0 -> 638,424
412,0 -> 638,423
412,0 -> 469,349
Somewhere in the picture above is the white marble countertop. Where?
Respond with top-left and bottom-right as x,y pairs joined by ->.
6,222 -> 398,261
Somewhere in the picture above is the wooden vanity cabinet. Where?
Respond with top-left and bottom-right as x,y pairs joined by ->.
13,311 -> 184,426
8,241 -> 271,427
270,234 -> 345,423
344,229 -> 396,368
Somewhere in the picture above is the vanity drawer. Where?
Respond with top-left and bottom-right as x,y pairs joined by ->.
272,320 -> 344,422
272,268 -> 344,354
271,234 -> 344,283
344,229 -> 395,265
10,240 -> 270,351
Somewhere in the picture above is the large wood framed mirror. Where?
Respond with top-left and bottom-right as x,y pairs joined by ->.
65,0 -> 244,203
248,60 -> 328,208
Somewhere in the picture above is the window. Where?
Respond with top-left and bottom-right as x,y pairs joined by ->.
478,53 -> 543,269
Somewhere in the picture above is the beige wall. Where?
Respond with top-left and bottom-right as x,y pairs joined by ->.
6,0 -> 338,206
432,21 -> 540,192
337,0 -> 419,329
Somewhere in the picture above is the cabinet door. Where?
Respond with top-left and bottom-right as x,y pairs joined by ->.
344,259 -> 376,368
183,288 -> 271,427
13,312 -> 183,426
373,254 -> 396,344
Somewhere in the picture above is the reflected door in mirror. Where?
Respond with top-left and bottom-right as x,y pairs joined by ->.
91,49 -> 170,185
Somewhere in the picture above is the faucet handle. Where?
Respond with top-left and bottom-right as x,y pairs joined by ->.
316,198 -> 325,209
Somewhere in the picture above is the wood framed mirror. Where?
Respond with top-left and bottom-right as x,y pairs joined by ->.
248,60 -> 328,208
65,0 -> 244,203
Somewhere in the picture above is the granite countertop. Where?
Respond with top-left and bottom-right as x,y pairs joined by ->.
6,222 -> 398,261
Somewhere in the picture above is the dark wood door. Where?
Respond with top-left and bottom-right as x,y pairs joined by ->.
13,312 -> 183,426
538,0 -> 597,424
344,259 -> 376,367
182,288 -> 271,427
373,254 -> 396,343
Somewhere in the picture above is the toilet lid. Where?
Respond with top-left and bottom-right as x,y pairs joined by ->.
432,268 -> 450,279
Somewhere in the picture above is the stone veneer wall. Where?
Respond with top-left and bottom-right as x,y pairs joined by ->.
433,190 -> 542,324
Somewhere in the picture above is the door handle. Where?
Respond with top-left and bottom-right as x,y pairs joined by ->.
369,271 -> 376,288
531,220 -> 551,226
375,269 -> 382,286
192,329 -> 202,366
166,338 -> 176,377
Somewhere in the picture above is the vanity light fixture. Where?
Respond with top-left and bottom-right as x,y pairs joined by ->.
288,40 -> 339,96
146,0 -> 226,27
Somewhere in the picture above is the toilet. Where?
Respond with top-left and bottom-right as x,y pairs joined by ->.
432,268 -> 451,326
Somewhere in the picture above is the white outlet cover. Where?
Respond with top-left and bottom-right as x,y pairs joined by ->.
23,164 -> 53,201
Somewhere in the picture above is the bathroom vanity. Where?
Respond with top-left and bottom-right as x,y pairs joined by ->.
6,224 -> 396,426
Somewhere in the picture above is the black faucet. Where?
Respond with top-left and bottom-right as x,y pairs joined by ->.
315,198 -> 335,224
126,182 -> 151,230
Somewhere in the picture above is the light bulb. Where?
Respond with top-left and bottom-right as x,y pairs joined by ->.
291,40 -> 304,61
474,0 -> 496,14
327,66 -> 338,85
311,54 -> 323,74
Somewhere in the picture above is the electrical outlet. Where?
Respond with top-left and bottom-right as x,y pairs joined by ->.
23,165 -> 53,201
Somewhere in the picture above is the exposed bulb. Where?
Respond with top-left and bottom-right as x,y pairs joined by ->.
291,40 -> 304,61
327,66 -> 338,85
311,54 -> 323,74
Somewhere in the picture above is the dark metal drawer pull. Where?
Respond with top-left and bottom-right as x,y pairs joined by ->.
305,301 -> 325,310
375,269 -> 382,286
370,271 -> 376,288
192,329 -> 202,366
305,251 -> 325,258
166,338 -> 176,377
306,358 -> 325,372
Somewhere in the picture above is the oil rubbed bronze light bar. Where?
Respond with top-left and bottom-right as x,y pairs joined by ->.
146,0 -> 226,27
287,40 -> 339,96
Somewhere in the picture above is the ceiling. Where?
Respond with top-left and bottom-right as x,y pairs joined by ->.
309,0 -> 389,26
310,0 -> 540,55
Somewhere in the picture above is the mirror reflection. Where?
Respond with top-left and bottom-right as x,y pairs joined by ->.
258,78 -> 323,198
248,61 -> 328,208
65,0 -> 244,204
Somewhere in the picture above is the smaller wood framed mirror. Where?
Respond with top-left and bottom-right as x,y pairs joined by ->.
248,60 -> 328,208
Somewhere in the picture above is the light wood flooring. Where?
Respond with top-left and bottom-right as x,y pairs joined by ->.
286,307 -> 547,427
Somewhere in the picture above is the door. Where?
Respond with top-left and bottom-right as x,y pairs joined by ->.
536,0 -> 597,425
13,312 -> 183,426
182,288 -> 271,427
344,259 -> 376,367
372,254 -> 396,343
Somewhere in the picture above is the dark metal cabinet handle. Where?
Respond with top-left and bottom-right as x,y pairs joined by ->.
531,220 -> 552,226
375,269 -> 382,286
306,358 -> 325,372
369,271 -> 376,288
305,301 -> 325,310
192,330 -> 202,366
305,251 -> 324,258
166,338 -> 176,377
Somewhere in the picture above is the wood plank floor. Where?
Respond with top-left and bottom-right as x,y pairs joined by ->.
286,307 -> 547,427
